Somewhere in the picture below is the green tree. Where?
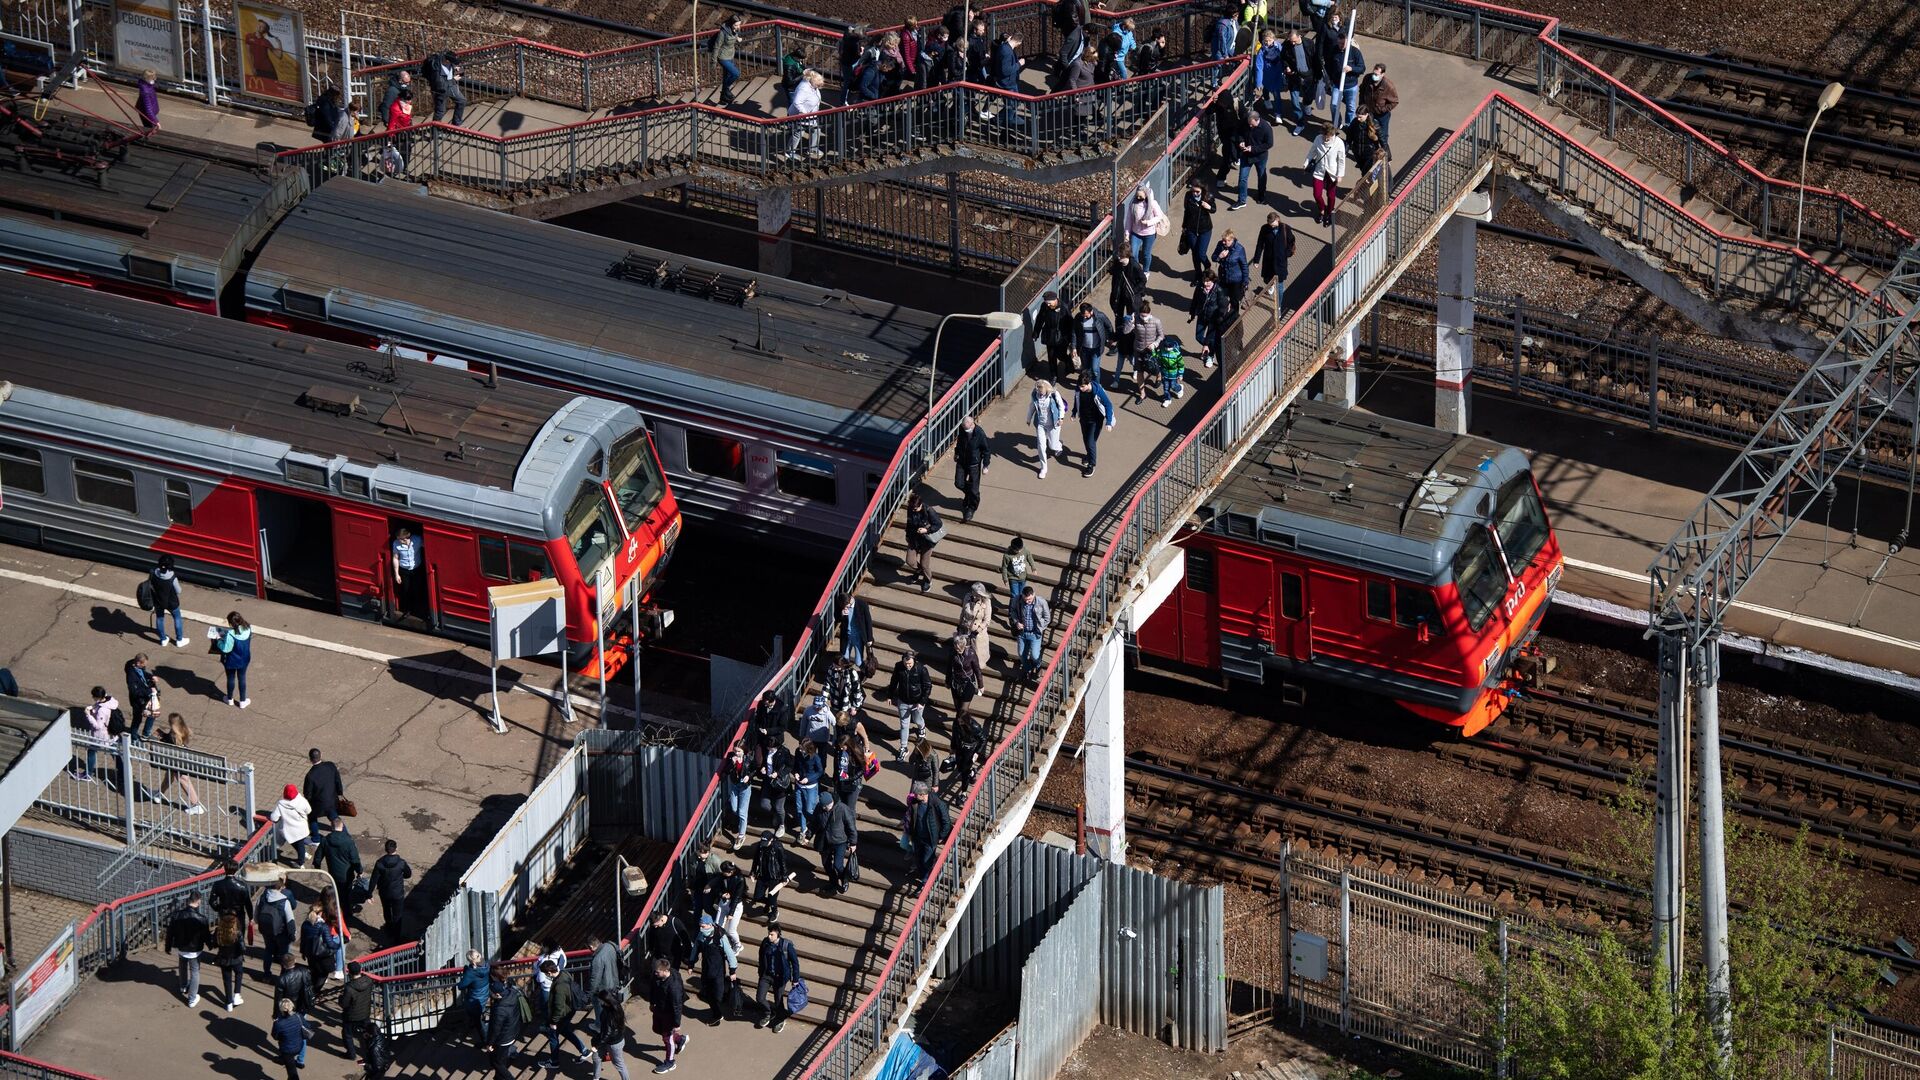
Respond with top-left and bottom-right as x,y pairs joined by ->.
1479,806 -> 1887,1080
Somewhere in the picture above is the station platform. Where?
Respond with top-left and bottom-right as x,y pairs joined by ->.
1357,372 -> 1920,690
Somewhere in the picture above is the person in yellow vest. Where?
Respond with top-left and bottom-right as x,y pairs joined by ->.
1240,0 -> 1270,43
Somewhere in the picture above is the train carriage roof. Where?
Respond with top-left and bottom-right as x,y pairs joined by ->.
0,273 -> 632,535
243,178 -> 996,457
1205,401 -> 1534,583
0,132 -> 297,303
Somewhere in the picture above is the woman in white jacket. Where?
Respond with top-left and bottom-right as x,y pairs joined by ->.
1124,185 -> 1169,273
272,784 -> 313,865
784,70 -> 826,160
1307,123 -> 1348,227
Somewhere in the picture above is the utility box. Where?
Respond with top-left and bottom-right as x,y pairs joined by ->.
1290,930 -> 1329,982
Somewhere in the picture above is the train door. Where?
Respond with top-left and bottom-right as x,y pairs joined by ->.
1217,548 -> 1275,650
1306,566 -> 1364,660
1177,548 -> 1220,668
1277,569 -> 1311,661
331,506 -> 391,623
254,489 -> 336,607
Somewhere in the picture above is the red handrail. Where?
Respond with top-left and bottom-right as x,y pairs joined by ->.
0,1052 -> 109,1079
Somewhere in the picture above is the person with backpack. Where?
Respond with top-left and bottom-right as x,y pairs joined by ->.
1154,335 -> 1190,408
165,892 -> 211,1008
299,905 -> 340,989
140,554 -> 185,647
339,961 -> 376,1062
693,915 -> 737,1025
1252,210 -> 1296,299
589,988 -> 633,1079
647,958 -> 688,1074
754,925 -> 801,1033
886,651 -> 932,757
485,976 -> 528,1080
271,997 -> 316,1079
218,611 -> 253,709
750,829 -> 792,917
536,958 -> 592,1068
74,685 -> 115,783
256,875 -> 297,980
903,494 -> 943,594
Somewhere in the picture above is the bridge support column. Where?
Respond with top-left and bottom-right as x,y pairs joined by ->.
1436,191 -> 1491,435
1323,327 -> 1358,408
1082,629 -> 1127,864
757,187 -> 795,279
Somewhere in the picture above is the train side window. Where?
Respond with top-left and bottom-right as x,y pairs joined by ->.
480,538 -> 553,583
1280,572 -> 1303,620
685,431 -> 747,483
1365,580 -> 1392,622
74,459 -> 137,514
164,480 -> 194,526
1185,550 -> 1215,593
776,450 -> 837,503
1396,585 -> 1440,631
0,442 -> 45,495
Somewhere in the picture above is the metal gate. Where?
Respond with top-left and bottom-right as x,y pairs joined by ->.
1224,889 -> 1285,1040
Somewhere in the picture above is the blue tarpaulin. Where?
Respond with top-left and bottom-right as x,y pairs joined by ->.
876,1032 -> 947,1080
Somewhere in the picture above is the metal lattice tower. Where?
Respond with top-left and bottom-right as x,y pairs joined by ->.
1646,245 -> 1920,1063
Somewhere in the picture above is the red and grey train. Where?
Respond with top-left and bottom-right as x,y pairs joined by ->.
0,272 -> 681,671
1136,401 -> 1564,735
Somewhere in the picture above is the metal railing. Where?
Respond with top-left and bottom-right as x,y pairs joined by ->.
1352,0 -> 1913,273
0,1053 -> 108,1080
38,730 -> 256,856
277,51 -> 1233,195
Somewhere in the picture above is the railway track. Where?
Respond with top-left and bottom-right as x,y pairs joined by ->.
1042,745 -> 1641,924
1560,29 -> 1920,180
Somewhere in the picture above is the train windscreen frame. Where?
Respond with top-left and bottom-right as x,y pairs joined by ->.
1453,528 -> 1507,633
566,481 -> 618,581
1492,472 -> 1551,578
608,428 -> 666,536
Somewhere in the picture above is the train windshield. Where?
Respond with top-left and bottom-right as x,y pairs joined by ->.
566,481 -> 618,579
1492,472 -> 1550,577
1452,529 -> 1507,633
608,429 -> 666,536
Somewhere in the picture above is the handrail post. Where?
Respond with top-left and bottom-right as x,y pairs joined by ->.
118,733 -> 135,846
583,56 -> 593,111
516,42 -> 526,97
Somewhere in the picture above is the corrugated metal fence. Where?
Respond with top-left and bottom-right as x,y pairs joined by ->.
577,729 -> 715,840
1016,880 -> 1103,1080
937,837 -> 1226,1077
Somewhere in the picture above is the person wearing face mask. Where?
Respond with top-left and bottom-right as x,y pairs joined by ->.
1124,185 -> 1168,272
1359,63 -> 1399,150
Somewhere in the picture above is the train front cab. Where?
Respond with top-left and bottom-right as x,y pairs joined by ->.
1136,471 -> 1563,736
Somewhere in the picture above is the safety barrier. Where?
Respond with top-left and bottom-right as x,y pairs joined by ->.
36,730 -> 257,856
276,53 -> 1234,197
0,1053 -> 107,1080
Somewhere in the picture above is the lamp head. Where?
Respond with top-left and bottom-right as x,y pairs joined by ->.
1817,82 -> 1845,113
980,311 -> 1023,332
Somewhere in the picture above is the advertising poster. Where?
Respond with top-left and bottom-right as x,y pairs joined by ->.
112,0 -> 182,80
8,925 -> 75,1046
234,0 -> 305,104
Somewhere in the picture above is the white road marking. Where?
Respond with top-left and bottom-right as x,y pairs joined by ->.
1561,557 -> 1920,656
0,564 -> 637,720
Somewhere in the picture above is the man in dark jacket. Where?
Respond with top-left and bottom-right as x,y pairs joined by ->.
1278,28 -> 1319,134
747,689 -> 792,753
819,791 -> 858,895
1032,292 -> 1074,380
339,960 -> 376,1062
1233,108 -> 1275,208
313,817 -> 363,914
1315,13 -> 1362,124
951,415 -> 992,523
423,49 -> 466,125
534,958 -> 591,1068
754,925 -> 801,1033
1109,250 -> 1149,322
125,653 -> 158,741
648,958 -> 688,1071
209,858 -> 252,926
303,748 -> 346,823
164,892 -> 211,1007
148,553 -> 184,647
837,596 -> 874,674
905,782 -> 953,883
379,69 -> 413,129
751,830 -> 793,917
991,34 -> 1022,93
964,19 -> 991,84
485,977 -> 526,1080
887,652 -> 933,756
641,909 -> 692,984
274,951 -> 315,1017
256,878 -> 297,979
369,838 -> 412,941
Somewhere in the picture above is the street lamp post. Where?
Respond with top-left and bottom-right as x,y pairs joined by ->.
238,863 -> 351,977
927,310 -> 1026,423
1794,81 -> 1846,252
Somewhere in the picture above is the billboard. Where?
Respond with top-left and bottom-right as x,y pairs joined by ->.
112,0 -> 182,80
7,925 -> 75,1048
234,0 -> 306,104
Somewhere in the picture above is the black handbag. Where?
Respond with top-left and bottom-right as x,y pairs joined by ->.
1177,231 -> 1191,256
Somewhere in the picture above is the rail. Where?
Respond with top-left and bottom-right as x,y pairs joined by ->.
276,52 -> 1234,195
0,1054 -> 106,1080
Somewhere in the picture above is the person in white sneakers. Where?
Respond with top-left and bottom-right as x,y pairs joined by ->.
217,611 -> 254,709
1026,380 -> 1067,479
147,554 -> 186,647
154,713 -> 206,814
165,892 -> 211,1008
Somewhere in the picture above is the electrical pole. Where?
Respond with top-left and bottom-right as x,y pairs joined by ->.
1648,243 -> 1920,1071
